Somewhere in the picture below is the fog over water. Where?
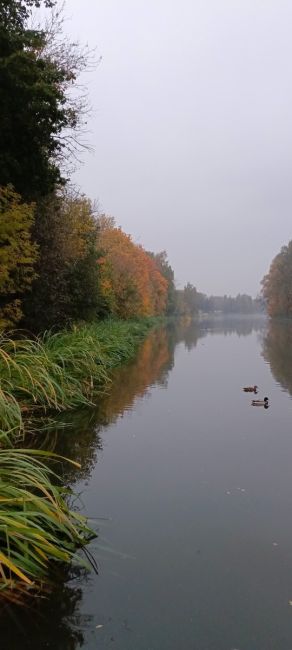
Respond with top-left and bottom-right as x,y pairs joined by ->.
64,0 -> 292,296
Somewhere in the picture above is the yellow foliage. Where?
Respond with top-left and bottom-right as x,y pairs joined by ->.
61,196 -> 98,263
0,186 -> 38,328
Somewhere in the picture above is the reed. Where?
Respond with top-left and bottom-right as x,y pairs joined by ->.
0,319 -> 156,440
0,448 -> 95,599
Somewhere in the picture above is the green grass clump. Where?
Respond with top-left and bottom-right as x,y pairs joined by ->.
0,448 -> 95,600
0,319 -> 156,440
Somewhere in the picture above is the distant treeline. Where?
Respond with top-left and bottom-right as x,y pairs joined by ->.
196,291 -> 263,314
174,284 -> 263,317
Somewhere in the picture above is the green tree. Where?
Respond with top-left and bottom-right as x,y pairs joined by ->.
147,251 -> 176,315
23,194 -> 101,331
0,186 -> 38,328
0,1 -> 54,31
0,0 -> 85,200
183,283 -> 198,315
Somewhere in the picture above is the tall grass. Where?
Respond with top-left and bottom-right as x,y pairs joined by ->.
0,319 -> 156,440
0,448 -> 95,600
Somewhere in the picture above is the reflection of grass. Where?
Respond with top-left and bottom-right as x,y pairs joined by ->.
0,319 -> 156,440
0,449 -> 95,601
0,563 -> 89,646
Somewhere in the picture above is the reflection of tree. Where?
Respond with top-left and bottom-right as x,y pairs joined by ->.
198,315 -> 266,338
166,316 -> 265,349
96,327 -> 174,414
166,318 -> 204,350
262,320 -> 292,395
0,567 -> 92,650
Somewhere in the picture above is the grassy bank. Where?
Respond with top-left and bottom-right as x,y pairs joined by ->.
0,319 -> 157,441
0,319 -> 158,599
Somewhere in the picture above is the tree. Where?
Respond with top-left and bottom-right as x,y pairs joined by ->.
23,194 -> 101,331
0,0 -> 88,200
147,251 -> 176,315
97,217 -> 168,319
0,1 -> 55,31
63,196 -> 102,323
0,186 -> 38,328
183,283 -> 198,316
262,242 -> 292,317
174,283 -> 198,317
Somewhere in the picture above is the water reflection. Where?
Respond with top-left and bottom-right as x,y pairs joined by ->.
48,327 -> 176,482
1,567 -> 93,650
30,318 -> 265,480
1,316 -> 270,649
167,316 -> 266,351
0,327 -> 181,647
198,314 -> 266,337
262,319 -> 292,395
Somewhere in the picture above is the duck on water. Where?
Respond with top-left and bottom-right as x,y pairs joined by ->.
251,397 -> 269,408
243,385 -> 258,393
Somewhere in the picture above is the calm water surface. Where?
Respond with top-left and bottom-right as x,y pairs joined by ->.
4,317 -> 292,650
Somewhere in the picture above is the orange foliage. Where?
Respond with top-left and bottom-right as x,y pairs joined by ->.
97,216 -> 168,318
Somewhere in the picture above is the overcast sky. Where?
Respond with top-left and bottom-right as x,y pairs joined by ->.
63,0 -> 292,296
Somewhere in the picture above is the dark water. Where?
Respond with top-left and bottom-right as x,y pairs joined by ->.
4,317 -> 292,650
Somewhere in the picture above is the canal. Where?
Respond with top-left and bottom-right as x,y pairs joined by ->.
3,317 -> 292,650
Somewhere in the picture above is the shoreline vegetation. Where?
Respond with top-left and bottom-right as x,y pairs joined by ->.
0,318 -> 158,600
0,319 -> 159,441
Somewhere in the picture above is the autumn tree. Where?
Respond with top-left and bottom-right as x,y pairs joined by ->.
0,186 -> 38,328
97,217 -> 168,319
262,242 -> 292,317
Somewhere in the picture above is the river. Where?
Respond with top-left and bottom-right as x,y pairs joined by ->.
3,316 -> 292,650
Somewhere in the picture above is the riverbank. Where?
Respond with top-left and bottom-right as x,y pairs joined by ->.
0,319 -> 159,442
0,318 -> 159,600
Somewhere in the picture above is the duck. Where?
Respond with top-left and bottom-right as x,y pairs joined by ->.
243,385 -> 258,393
251,397 -> 269,407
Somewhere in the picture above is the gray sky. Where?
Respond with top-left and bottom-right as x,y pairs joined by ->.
63,0 -> 292,296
